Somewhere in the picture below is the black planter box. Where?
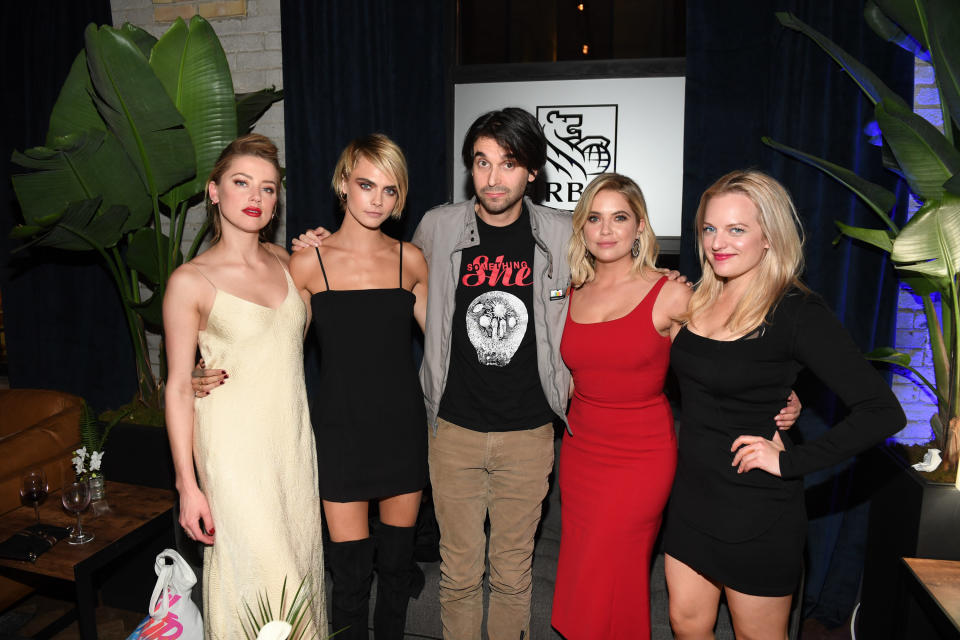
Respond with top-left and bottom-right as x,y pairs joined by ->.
860,445 -> 960,638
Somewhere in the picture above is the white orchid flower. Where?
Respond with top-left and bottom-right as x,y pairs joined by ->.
90,451 -> 104,471
72,453 -> 85,475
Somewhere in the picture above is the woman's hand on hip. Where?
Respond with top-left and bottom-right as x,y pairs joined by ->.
730,431 -> 785,476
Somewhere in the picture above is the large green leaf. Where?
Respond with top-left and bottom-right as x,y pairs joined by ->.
835,221 -> 895,252
26,198 -> 132,251
117,22 -> 158,58
864,1 -> 929,59
762,136 -> 898,222
132,292 -> 164,328
775,12 -> 908,109
151,16 -> 237,210
926,0 -> 960,133
876,99 -> 960,199
84,24 -> 194,197
874,0 -> 928,50
46,52 -> 104,145
127,228 -> 182,285
11,130 -> 152,231
236,88 -> 284,135
891,194 -> 960,279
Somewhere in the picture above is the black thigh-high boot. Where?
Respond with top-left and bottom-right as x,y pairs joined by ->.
328,537 -> 374,640
373,523 -> 425,640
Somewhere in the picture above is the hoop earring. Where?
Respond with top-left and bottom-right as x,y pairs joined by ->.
631,237 -> 641,258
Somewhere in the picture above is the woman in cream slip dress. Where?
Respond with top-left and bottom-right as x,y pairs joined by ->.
163,135 -> 324,639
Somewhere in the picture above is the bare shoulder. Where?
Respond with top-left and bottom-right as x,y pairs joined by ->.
289,244 -> 319,277
402,242 -> 427,270
263,242 -> 291,266
165,262 -> 209,306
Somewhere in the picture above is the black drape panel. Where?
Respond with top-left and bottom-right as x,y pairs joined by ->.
280,0 -> 447,241
0,2 -> 132,411
682,1 -> 913,626
280,0 -> 447,389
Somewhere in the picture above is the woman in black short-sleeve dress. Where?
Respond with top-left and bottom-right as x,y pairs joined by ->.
663,170 -> 904,640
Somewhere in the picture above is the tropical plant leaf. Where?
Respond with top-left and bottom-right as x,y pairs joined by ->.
873,0 -> 928,50
945,173 -> 960,196
118,22 -> 158,58
132,291 -> 164,328
11,130 -> 152,231
763,136 -> 897,223
835,221 -> 895,252
891,194 -> 960,279
926,0 -> 960,133
866,346 -> 912,366
775,11 -> 908,109
151,16 -> 237,210
127,228 -> 182,284
864,1 -> 929,60
46,52 -> 104,145
876,99 -> 960,199
902,274 -> 949,296
236,88 -> 284,135
84,24 -> 194,197
26,198 -> 123,251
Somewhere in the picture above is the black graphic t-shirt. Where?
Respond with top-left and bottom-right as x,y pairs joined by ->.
439,206 -> 555,432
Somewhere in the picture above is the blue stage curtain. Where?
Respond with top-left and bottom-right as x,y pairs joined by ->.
0,2 -> 130,411
681,0 -> 913,626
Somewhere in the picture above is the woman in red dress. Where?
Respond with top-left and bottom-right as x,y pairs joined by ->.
551,174 -> 690,639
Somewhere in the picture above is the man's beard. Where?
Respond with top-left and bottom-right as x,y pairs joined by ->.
476,187 -> 522,215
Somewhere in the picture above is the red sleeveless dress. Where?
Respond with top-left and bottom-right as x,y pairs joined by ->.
551,277 -> 677,640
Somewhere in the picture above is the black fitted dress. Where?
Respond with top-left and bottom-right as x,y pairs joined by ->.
663,289 -> 905,596
310,245 -> 428,502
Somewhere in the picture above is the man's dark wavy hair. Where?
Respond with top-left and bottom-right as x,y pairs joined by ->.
461,107 -> 547,173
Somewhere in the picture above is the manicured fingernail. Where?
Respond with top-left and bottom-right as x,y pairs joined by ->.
219,381 -> 224,385
209,527 -> 215,534
223,374 -> 229,379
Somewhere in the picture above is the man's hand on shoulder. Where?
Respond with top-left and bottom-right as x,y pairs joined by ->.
291,226 -> 331,252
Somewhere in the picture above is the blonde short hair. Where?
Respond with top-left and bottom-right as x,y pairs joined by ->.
568,173 -> 659,287
332,134 -> 408,219
685,169 -> 808,333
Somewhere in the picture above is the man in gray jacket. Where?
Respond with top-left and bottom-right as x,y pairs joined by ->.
411,108 -> 571,639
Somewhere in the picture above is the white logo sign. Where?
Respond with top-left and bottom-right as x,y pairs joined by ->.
537,105 -> 618,210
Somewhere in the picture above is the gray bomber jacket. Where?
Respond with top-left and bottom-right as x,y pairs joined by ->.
411,197 -> 573,435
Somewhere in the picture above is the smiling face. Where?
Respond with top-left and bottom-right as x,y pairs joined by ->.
471,136 -> 536,224
701,192 -> 769,283
582,189 -> 642,265
340,155 -> 399,230
208,154 -> 279,237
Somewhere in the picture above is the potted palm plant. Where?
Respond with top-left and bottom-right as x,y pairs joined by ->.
763,1 -> 960,636
8,16 -> 282,424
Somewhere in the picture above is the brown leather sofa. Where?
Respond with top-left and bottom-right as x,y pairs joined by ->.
0,388 -> 82,611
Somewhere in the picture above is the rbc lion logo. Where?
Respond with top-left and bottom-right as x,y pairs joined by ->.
537,105 -> 617,210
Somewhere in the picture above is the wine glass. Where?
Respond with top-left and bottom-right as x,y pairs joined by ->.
61,481 -> 94,544
20,470 -> 48,522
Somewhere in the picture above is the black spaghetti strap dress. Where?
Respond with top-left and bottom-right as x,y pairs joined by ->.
310,243 -> 428,502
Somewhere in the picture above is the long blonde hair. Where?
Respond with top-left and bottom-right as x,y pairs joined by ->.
568,173 -> 659,287
685,170 -> 808,334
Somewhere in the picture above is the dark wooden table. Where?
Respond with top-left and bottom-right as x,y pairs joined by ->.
902,557 -> 960,639
0,481 -> 175,639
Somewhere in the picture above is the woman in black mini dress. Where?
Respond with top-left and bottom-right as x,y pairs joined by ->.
663,170 -> 905,639
288,134 -> 429,640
